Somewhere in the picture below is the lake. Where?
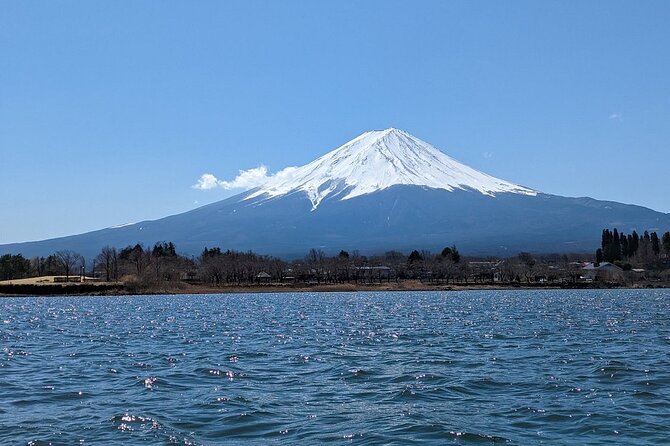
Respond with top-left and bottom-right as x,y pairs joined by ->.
1,290 -> 669,445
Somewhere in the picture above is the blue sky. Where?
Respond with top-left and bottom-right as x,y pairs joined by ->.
1,1 -> 669,244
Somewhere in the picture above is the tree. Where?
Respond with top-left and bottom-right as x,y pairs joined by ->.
54,250 -> 83,281
0,254 -> 31,280
305,248 -> 326,283
619,232 -> 628,258
406,250 -> 425,279
149,242 -> 184,281
662,232 -> 670,259
119,244 -> 146,275
200,247 -> 224,285
612,229 -> 622,261
407,250 -> 423,263
305,248 -> 325,264
595,248 -> 603,264
333,250 -> 350,283
441,245 -> 460,263
631,231 -> 640,257
32,255 -> 62,276
518,252 -> 536,283
518,252 -> 535,267
30,256 -> 46,276
601,229 -> 611,250
95,246 -> 118,281
152,241 -> 177,257
202,247 -> 222,258
651,232 -> 661,257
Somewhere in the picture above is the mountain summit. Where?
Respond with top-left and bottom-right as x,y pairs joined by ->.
247,128 -> 536,209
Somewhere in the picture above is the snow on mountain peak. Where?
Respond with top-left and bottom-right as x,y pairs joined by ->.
245,128 -> 537,209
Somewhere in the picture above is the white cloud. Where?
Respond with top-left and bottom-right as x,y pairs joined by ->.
270,166 -> 298,182
192,173 -> 222,190
193,165 -> 298,191
218,165 -> 270,189
609,113 -> 622,120
483,151 -> 493,159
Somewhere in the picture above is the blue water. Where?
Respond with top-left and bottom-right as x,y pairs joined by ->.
1,290 -> 669,445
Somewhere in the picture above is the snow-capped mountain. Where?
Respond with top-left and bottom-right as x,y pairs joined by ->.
247,128 -> 535,209
1,129 -> 669,260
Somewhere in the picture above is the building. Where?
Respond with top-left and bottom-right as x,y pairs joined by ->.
580,262 -> 623,281
255,271 -> 272,283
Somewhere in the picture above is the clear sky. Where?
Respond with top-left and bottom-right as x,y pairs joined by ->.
1,1 -> 669,244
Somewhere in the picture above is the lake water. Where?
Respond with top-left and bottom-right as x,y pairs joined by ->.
1,290 -> 669,445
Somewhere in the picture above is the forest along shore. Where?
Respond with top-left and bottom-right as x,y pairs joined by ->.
2,228 -> 670,296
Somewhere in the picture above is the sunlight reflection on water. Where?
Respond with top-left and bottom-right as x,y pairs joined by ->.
1,290 -> 669,444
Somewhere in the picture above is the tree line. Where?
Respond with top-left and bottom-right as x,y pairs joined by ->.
1,250 -> 85,281
597,228 -> 670,267
2,242 -> 464,284
2,228 -> 669,286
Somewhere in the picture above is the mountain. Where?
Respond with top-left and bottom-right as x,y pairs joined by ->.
2,128 -> 669,260
245,128 -> 536,210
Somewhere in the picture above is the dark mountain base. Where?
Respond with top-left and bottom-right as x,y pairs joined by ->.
2,186 -> 669,259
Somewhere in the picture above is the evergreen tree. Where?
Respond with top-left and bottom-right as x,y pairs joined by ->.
407,250 -> 423,263
0,254 -> 31,280
202,247 -> 222,258
152,242 -> 177,257
662,232 -> 670,258
631,231 -> 640,256
621,234 -> 629,259
601,229 -> 611,250
612,229 -> 622,261
651,232 -> 661,256
450,245 -> 461,263
440,245 -> 460,263
595,248 -> 603,264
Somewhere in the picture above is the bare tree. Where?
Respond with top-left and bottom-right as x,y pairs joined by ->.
518,252 -> 537,283
305,248 -> 326,283
95,246 -> 118,281
55,250 -> 83,281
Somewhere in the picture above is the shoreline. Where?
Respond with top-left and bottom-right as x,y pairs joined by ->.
1,280 -> 668,297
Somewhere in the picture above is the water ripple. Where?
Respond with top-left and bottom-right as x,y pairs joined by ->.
1,290 -> 669,444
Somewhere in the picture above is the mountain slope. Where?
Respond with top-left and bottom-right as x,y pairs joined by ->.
1,129 -> 668,260
247,128 -> 536,209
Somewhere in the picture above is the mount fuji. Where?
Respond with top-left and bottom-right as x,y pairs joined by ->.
2,128 -> 669,259
243,128 -> 536,210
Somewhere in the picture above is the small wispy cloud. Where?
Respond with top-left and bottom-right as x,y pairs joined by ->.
609,113 -> 623,120
193,173 -> 222,190
483,151 -> 493,159
193,165 -> 297,191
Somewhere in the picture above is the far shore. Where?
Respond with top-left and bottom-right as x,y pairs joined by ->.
1,278 -> 668,297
